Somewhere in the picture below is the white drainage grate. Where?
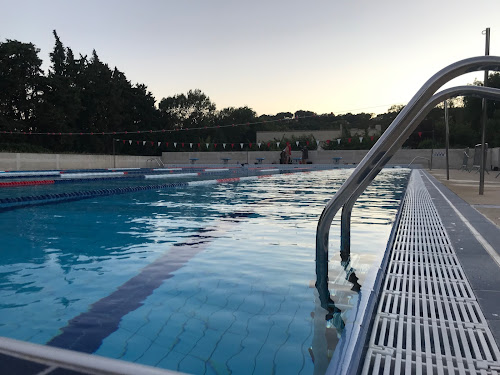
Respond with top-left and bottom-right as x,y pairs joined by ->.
361,171 -> 500,375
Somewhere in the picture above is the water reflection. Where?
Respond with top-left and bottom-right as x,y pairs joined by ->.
312,248 -> 361,374
311,170 -> 409,373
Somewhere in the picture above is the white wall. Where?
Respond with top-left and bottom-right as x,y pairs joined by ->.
1,148 -> 496,171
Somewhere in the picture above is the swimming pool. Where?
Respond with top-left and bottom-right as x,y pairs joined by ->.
0,168 -> 410,374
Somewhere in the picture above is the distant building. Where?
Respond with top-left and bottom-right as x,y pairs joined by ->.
256,125 -> 382,143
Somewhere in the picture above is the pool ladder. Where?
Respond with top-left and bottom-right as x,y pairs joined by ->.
315,56 -> 500,312
147,157 -> 165,168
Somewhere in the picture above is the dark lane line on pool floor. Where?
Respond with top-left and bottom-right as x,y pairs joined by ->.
47,211 -> 255,354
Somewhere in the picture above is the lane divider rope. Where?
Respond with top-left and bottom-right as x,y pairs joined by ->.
0,174 -> 273,211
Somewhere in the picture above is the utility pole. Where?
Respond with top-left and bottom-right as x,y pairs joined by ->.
430,126 -> 435,171
445,100 -> 450,180
480,27 -> 490,195
112,138 -> 116,168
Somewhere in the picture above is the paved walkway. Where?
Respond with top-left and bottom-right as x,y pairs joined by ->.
428,169 -> 500,228
423,169 -> 500,351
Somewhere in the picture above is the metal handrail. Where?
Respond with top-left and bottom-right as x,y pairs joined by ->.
147,158 -> 164,168
316,56 -> 500,310
408,156 -> 431,169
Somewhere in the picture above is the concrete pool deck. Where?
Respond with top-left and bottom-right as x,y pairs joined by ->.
425,169 -> 500,346
428,168 -> 500,228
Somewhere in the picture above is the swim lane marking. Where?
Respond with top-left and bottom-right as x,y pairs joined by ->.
45,204 -> 271,354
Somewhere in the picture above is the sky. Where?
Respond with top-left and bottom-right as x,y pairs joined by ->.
2,0 -> 500,117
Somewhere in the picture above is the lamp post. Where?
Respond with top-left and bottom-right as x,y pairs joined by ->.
445,100 -> 450,180
480,27 -> 490,195
112,138 -> 116,168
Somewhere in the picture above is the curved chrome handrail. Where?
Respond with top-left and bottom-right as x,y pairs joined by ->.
408,156 -> 431,169
315,56 -> 500,310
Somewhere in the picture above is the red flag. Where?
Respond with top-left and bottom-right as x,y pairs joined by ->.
150,141 -> 154,146
326,140 -> 330,144
348,138 -> 352,143
418,132 -> 422,137
370,136 -> 374,141
249,143 -> 253,148
181,143 -> 184,147
197,143 -> 201,148
231,143 -> 234,149
214,143 -> 217,148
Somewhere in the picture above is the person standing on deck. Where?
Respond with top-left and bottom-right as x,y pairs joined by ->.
285,143 -> 292,164
301,146 -> 309,164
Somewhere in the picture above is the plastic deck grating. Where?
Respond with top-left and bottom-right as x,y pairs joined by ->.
361,171 -> 500,375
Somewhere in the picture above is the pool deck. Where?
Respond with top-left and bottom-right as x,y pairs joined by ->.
425,169 -> 500,344
358,168 -> 500,374
428,168 -> 500,229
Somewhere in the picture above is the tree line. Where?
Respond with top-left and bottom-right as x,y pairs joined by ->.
1,31 -> 499,156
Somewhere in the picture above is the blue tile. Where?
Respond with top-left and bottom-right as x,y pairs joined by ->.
204,360 -> 219,375
132,342 -> 171,367
157,349 -> 185,371
299,354 -> 315,375
163,312 -> 190,334
135,317 -> 168,340
205,289 -> 230,308
189,328 -> 220,361
120,334 -> 153,361
259,293 -> 284,315
210,331 -> 245,374
207,310 -> 235,332
253,344 -> 276,374
227,310 -> 252,335
178,354 -> 206,374
274,344 -> 304,375
247,315 -> 272,338
171,322 -> 205,355
95,329 -> 130,358
227,336 -> 264,374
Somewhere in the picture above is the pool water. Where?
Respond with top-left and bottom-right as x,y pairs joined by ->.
0,168 -> 409,374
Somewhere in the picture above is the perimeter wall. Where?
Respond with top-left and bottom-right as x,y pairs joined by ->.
1,148 -> 498,171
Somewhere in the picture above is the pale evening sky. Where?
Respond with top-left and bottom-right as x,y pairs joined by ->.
1,0 -> 500,116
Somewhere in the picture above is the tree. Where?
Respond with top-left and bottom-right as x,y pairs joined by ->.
33,31 -> 84,151
462,72 -> 500,147
158,89 -> 216,130
213,106 -> 256,143
0,39 -> 43,131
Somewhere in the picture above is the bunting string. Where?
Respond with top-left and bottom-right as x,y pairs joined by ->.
114,136 -> 376,149
0,112 -> 387,137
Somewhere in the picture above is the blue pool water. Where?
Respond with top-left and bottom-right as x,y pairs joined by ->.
0,168 -> 409,374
